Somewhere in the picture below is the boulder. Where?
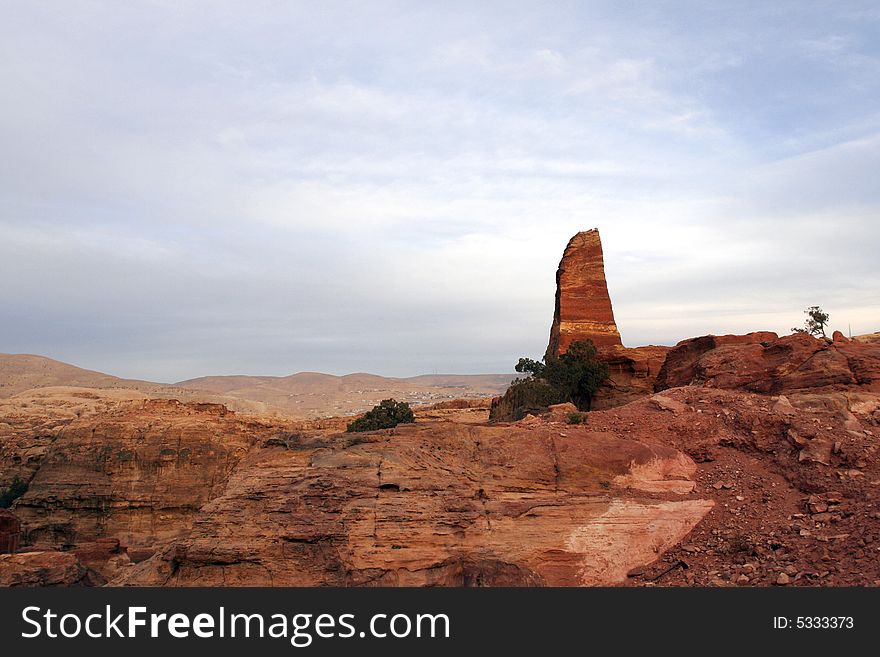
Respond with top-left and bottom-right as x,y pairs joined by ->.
546,402 -> 579,422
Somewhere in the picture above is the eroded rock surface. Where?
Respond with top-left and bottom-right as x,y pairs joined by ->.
655,332 -> 880,395
8,397 -> 265,553
0,509 -> 20,553
116,421 -> 708,586
593,344 -> 671,409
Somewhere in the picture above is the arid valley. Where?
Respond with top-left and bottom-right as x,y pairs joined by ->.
2,230 -> 878,588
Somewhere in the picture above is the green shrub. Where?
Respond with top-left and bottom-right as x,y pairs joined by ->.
347,399 -> 415,433
490,340 -> 609,421
488,379 -> 565,422
567,411 -> 586,425
0,476 -> 27,508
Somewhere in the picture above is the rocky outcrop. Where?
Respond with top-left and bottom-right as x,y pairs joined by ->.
593,344 -> 671,410
2,368 -> 879,587
116,420 -> 710,587
546,229 -> 622,356
655,332 -> 880,394
854,332 -> 880,345
837,336 -> 880,391
2,386 -> 720,587
113,371 -> 880,587
11,398 -> 264,556
544,230 -> 670,408
0,387 -> 151,493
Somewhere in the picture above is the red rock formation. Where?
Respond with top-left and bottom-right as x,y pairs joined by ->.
593,344 -> 671,410
544,229 -> 670,408
655,332 -> 779,391
2,370 -> 880,586
12,398 -> 262,554
0,509 -> 20,554
116,420 -> 710,586
655,332 -> 880,394
546,229 -> 622,357
835,338 -> 880,392
113,374 -> 880,587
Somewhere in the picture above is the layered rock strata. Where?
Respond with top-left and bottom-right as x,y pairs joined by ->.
546,229 -> 622,357
544,229 -> 669,407
117,420 -> 709,586
9,398 -> 264,552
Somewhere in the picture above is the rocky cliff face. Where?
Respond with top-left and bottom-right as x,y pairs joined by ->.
113,371 -> 880,587
117,420 -> 709,586
1,386 -> 716,587
546,229 -> 623,356
0,551 -> 92,587
592,344 -> 671,410
4,393 -> 269,556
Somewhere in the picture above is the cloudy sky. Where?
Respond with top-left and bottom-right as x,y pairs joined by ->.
1,1 -> 878,381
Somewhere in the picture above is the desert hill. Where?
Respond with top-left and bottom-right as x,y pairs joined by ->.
0,354 -> 167,398
176,372 -> 513,417
0,353 -> 512,418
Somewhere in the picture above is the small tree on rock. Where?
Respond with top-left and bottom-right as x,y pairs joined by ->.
792,306 -> 829,337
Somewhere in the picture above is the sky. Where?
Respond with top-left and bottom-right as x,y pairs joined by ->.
1,1 -> 879,381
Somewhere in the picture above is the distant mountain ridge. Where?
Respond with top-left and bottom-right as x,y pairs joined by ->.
175,371 -> 513,417
0,353 -> 513,418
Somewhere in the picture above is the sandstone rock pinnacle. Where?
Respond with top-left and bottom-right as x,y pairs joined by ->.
546,229 -> 622,358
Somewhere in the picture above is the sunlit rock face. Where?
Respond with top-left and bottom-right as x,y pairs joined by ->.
544,229 -> 669,409
114,419 -> 710,587
546,229 -> 623,358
